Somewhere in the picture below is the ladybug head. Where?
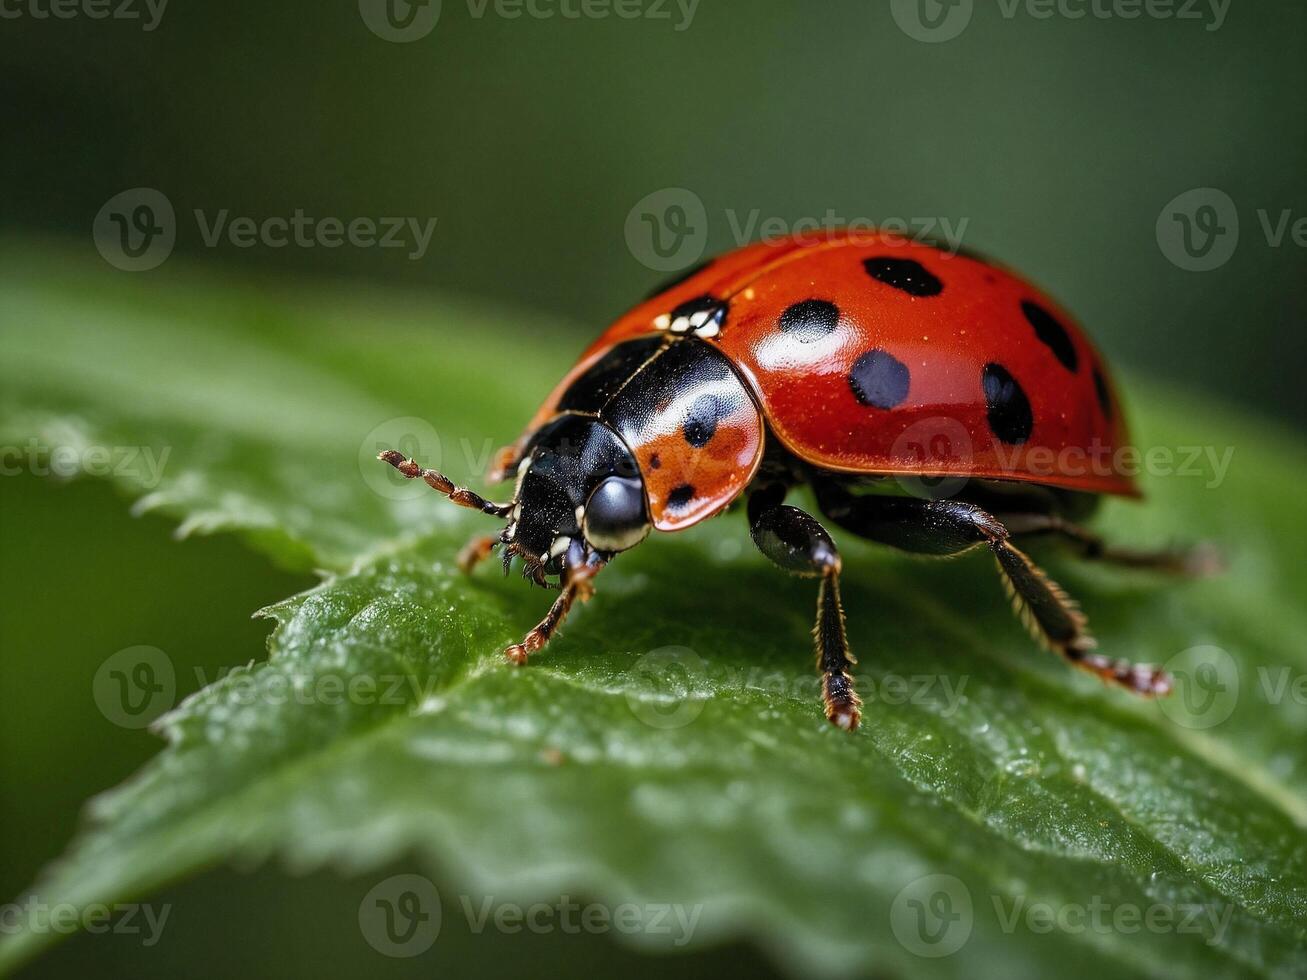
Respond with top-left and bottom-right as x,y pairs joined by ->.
501,415 -> 650,585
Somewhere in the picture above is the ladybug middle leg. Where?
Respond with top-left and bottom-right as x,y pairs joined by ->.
456,534 -> 500,575
748,483 -> 862,731
812,481 -> 1171,697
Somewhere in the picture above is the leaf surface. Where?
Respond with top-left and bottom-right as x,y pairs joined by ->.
1,243 -> 1304,978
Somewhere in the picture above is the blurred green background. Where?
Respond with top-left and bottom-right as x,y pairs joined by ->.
1,0 -> 1304,425
1,0 -> 1304,976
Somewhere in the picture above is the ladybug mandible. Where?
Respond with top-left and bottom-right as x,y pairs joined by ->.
380,230 -> 1213,730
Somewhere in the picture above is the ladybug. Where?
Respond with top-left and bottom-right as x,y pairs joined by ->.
380,230 -> 1213,730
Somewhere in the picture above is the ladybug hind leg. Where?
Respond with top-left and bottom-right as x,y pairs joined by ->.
748,484 -> 862,731
812,482 -> 1171,698
998,513 -> 1224,578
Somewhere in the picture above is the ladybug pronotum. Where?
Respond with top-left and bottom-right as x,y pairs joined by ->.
380,230 -> 1215,730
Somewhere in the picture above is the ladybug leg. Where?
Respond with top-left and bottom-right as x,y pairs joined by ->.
456,534 -> 500,575
999,514 -> 1224,577
485,443 -> 525,484
504,554 -> 604,666
813,484 -> 1171,698
748,485 -> 862,731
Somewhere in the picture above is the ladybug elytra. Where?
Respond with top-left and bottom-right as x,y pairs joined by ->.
380,230 -> 1214,730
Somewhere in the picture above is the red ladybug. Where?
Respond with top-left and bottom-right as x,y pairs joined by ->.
381,230 -> 1212,730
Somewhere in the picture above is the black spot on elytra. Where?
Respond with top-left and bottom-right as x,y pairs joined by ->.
667,484 -> 696,510
682,393 -> 723,448
643,259 -> 713,301
862,256 -> 943,297
779,299 -> 840,342
982,363 -> 1034,444
848,349 -> 910,409
648,453 -> 662,470
1022,300 -> 1078,372
1093,366 -> 1114,420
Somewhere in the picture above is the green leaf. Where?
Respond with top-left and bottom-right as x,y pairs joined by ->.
1,241 -> 1305,979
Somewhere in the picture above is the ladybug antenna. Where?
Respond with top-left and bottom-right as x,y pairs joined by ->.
376,450 -> 514,518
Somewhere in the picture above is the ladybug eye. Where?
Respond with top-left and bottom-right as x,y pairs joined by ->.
582,477 -> 649,553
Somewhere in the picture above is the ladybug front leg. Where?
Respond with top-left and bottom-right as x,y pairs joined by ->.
503,554 -> 604,666
813,483 -> 1172,698
748,484 -> 862,731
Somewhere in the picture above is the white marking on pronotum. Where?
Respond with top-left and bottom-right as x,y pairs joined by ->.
694,322 -> 720,339
510,459 -> 531,513
653,313 -> 671,331
548,535 -> 572,559
575,505 -> 586,524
